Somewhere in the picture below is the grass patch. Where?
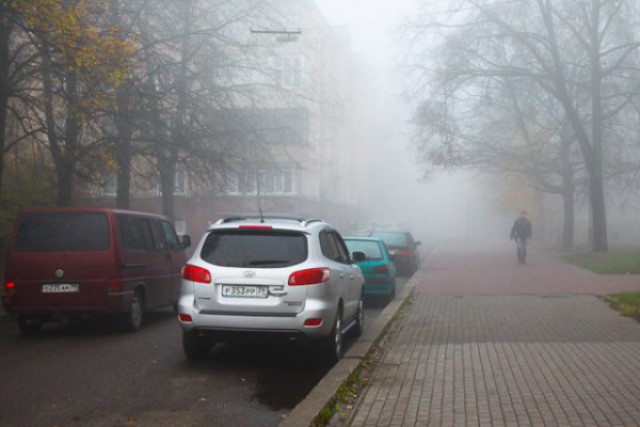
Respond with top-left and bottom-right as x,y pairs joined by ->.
311,292 -> 415,427
561,249 -> 640,274
605,291 -> 640,318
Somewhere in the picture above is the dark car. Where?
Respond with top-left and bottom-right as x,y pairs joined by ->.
2,207 -> 190,335
369,231 -> 421,277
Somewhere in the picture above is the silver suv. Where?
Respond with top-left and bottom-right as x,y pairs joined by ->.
177,216 -> 366,362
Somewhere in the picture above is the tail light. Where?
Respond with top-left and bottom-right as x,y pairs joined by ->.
107,278 -> 123,293
288,268 -> 331,286
372,265 -> 389,274
178,314 -> 193,322
397,249 -> 412,257
182,264 -> 212,284
304,318 -> 323,327
4,282 -> 16,297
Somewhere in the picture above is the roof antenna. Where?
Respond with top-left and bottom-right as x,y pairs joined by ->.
253,143 -> 264,223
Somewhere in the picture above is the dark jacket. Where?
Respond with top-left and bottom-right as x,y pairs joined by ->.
510,217 -> 532,239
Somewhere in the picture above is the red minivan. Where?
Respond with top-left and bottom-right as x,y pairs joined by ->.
2,207 -> 190,335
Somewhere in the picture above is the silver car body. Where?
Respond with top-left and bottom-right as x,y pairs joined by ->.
177,217 -> 364,341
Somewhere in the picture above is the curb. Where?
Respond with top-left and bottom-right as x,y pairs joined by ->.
278,274 -> 418,427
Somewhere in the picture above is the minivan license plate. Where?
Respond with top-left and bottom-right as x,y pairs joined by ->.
42,283 -> 79,293
222,285 -> 268,298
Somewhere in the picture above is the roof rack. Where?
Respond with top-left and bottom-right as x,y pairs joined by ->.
216,215 -> 326,227
218,215 -> 306,224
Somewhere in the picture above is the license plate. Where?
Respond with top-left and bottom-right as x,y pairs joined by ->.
222,285 -> 268,298
42,283 -> 79,293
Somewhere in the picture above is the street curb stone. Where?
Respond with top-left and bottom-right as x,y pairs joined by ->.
278,274 -> 418,427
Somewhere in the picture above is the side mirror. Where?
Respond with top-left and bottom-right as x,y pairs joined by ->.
352,251 -> 366,263
180,235 -> 191,249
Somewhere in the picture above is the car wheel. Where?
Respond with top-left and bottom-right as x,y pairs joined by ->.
352,291 -> 365,338
323,308 -> 343,363
122,290 -> 144,332
183,332 -> 213,360
17,316 -> 45,336
388,280 -> 396,303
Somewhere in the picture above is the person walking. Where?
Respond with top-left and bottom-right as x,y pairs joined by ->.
510,210 -> 532,264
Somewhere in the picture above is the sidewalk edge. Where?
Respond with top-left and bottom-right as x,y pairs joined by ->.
278,274 -> 419,427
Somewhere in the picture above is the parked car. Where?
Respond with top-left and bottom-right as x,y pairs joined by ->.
177,215 -> 366,362
2,207 -> 190,334
343,237 -> 396,302
369,230 -> 421,276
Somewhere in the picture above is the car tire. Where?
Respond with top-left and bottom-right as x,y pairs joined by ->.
388,280 -> 396,303
121,290 -> 144,332
17,316 -> 45,336
323,308 -> 343,364
183,332 -> 213,360
352,291 -> 365,338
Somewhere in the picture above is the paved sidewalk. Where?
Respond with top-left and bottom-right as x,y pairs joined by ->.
348,242 -> 640,427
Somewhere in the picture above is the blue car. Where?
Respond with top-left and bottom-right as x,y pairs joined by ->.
344,237 -> 396,302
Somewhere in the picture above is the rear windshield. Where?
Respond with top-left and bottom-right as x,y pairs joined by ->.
370,232 -> 409,247
344,240 -> 383,261
200,230 -> 307,268
14,212 -> 110,252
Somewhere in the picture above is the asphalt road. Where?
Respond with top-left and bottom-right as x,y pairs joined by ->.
0,277 -> 408,427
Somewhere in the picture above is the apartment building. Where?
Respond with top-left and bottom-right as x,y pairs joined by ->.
83,0 -> 371,238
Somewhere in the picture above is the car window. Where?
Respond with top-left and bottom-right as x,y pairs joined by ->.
320,230 -> 348,264
371,231 -> 410,247
332,232 -> 351,264
148,219 -> 168,251
14,212 -> 110,252
201,230 -> 307,268
344,239 -> 383,261
118,216 -> 153,251
160,221 -> 181,250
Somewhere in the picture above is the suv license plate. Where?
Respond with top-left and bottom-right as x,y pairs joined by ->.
222,285 -> 268,298
42,283 -> 79,293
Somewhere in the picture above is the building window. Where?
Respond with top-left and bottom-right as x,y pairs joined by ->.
157,167 -> 189,196
103,174 -> 117,195
226,168 -> 296,195
273,56 -> 303,87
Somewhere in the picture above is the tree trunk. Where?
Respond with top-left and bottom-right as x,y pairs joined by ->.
159,156 -> 175,221
0,14 -> 11,201
115,85 -> 133,209
588,0 -> 608,252
561,188 -> 574,250
56,70 -> 80,206
110,0 -> 133,210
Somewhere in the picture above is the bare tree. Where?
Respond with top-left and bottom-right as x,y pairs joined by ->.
406,0 -> 640,252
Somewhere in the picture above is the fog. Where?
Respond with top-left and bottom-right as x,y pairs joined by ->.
315,0 -> 510,246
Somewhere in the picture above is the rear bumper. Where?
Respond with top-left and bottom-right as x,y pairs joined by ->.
1,292 -> 130,317
364,281 -> 395,296
177,297 -> 337,341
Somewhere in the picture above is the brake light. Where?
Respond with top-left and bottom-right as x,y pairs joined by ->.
304,318 -> 323,327
178,314 -> 193,322
397,249 -> 412,257
182,265 -> 212,284
372,265 -> 389,274
4,282 -> 15,296
239,225 -> 273,230
107,278 -> 123,293
288,268 -> 331,286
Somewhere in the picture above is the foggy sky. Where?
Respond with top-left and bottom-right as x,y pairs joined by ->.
314,0 -> 508,245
